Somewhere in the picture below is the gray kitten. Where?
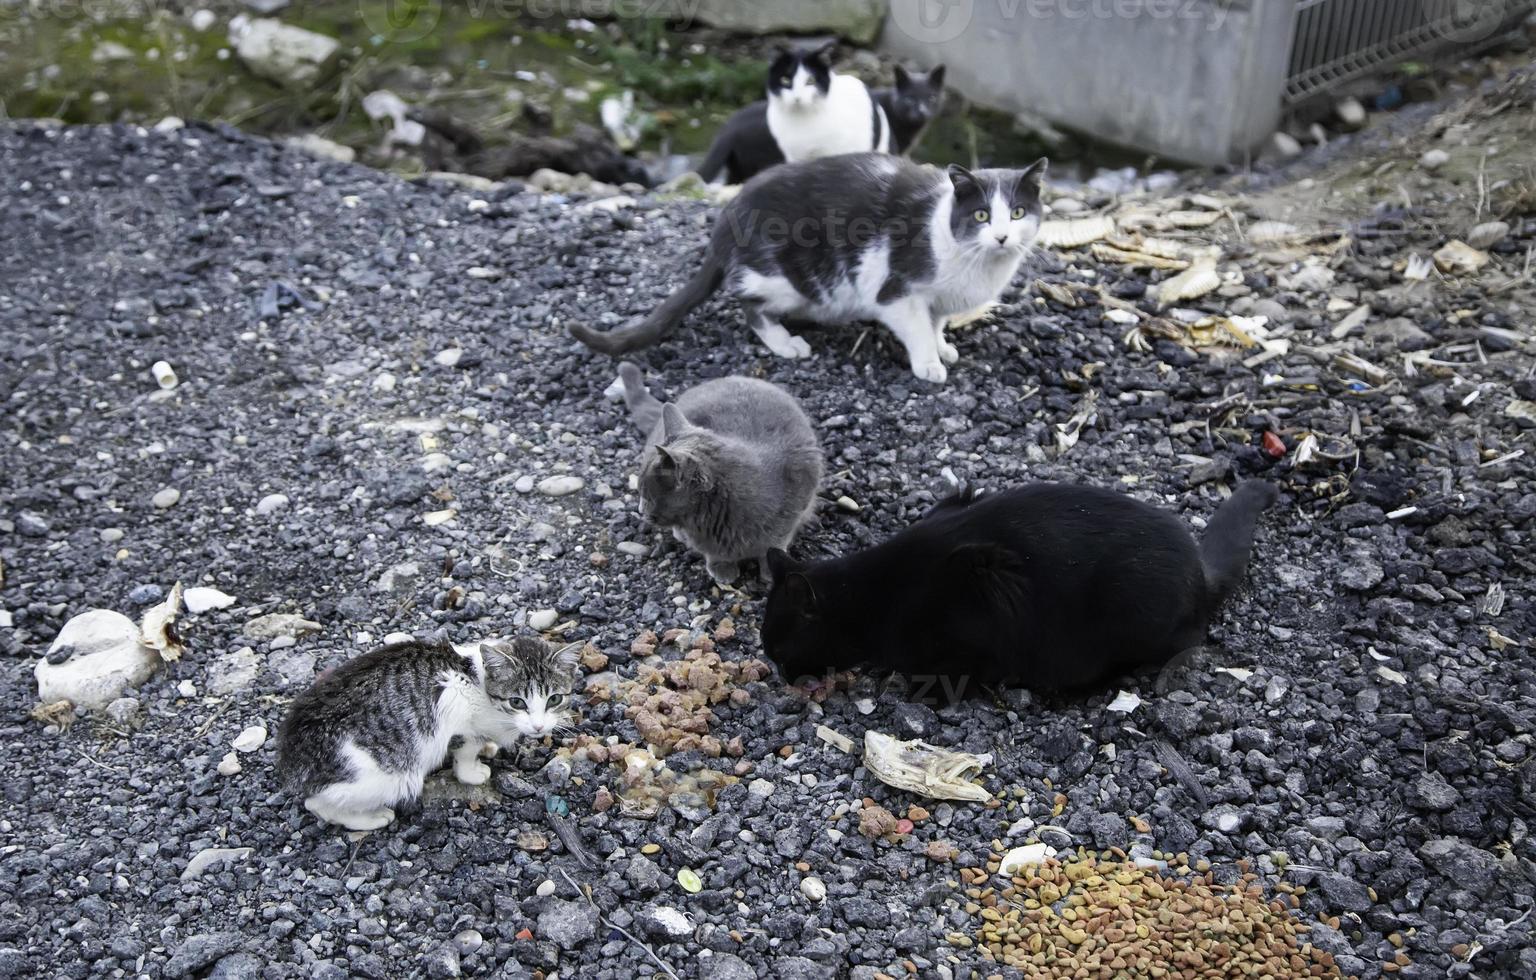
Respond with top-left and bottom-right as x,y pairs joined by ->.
276,636 -> 578,831
615,360 -> 823,585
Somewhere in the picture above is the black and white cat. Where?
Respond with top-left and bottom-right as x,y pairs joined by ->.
697,42 -> 889,186
276,636 -> 579,830
571,153 -> 1048,384
874,64 -> 946,156
760,481 -> 1280,697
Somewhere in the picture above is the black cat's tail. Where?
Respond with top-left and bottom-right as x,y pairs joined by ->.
696,133 -> 729,184
1198,480 -> 1279,609
568,255 -> 724,355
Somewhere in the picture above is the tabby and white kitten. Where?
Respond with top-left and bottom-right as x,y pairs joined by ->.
613,361 -> 823,585
570,153 -> 1048,384
276,637 -> 579,831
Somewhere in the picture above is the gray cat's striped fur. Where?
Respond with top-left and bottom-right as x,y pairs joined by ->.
616,361 -> 823,585
276,636 -> 578,830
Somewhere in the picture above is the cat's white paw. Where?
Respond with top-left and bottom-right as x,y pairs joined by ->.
455,759 -> 493,786
334,808 -> 395,831
912,360 -> 949,384
938,340 -> 960,365
766,334 -> 813,359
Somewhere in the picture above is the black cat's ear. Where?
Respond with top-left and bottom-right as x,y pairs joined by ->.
808,39 -> 837,64
894,64 -> 912,90
765,547 -> 799,580
929,65 -> 947,88
947,163 -> 977,191
1018,157 -> 1049,195
660,402 -> 690,441
783,572 -> 817,614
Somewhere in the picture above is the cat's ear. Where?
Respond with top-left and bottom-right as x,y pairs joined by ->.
947,164 -> 978,192
660,402 -> 691,442
929,65 -> 947,89
807,39 -> 837,65
782,572 -> 817,614
894,64 -> 912,90
481,639 -> 515,666
550,641 -> 583,674
654,444 -> 677,471
765,547 -> 800,580
1018,157 -> 1049,195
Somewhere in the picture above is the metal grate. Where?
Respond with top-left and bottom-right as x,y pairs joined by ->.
1284,0 -> 1536,102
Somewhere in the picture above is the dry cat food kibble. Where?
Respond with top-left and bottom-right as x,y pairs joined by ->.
952,849 -> 1355,978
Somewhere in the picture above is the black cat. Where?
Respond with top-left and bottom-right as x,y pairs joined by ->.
874,64 -> 946,155
762,481 -> 1279,696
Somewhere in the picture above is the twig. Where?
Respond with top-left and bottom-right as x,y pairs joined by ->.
558,869 -> 680,979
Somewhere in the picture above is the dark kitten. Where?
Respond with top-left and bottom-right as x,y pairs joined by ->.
761,481 -> 1279,697
874,64 -> 946,155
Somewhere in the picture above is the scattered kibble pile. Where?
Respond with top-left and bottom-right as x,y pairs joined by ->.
586,622 -> 769,756
951,849 -> 1355,978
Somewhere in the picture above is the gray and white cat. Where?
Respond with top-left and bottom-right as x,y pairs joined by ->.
276,636 -> 579,831
613,361 -> 823,585
570,153 -> 1048,384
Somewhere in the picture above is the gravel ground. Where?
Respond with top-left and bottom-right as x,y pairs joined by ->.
1,96 -> 1533,980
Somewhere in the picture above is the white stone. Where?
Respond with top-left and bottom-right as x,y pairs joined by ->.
232,725 -> 267,753
35,610 -> 162,710
537,475 -> 585,497
641,906 -> 692,939
233,18 -> 339,87
1420,148 -> 1449,171
255,493 -> 289,516
617,541 -> 648,557
243,613 -> 320,640
284,133 -> 354,164
536,879 -> 556,897
527,609 -> 559,631
100,528 -> 125,543
1335,97 -> 1366,128
434,347 -> 463,367
184,587 -> 237,614
0,610 -> 11,628
835,496 -> 860,513
208,647 -> 260,695
423,508 -> 457,526
748,778 -> 775,798
152,487 -> 181,508
514,475 -> 536,494
182,846 -> 252,881
177,679 -> 198,697
383,631 -> 414,645
373,372 -> 397,392
217,752 -> 242,775
376,561 -> 421,594
799,877 -> 826,902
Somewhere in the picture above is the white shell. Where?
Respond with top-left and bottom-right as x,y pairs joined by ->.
1037,214 -> 1115,249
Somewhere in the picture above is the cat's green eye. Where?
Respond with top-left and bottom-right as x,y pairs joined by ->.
507,697 -> 526,710
973,209 -> 989,223
781,77 -> 792,87
546,694 -> 565,708
1011,206 -> 1027,220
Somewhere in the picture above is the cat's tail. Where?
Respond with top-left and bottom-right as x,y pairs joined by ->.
1198,480 -> 1279,610
568,255 -> 724,355
696,134 -> 729,184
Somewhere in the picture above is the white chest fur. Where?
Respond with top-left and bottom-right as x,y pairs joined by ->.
767,73 -> 888,162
